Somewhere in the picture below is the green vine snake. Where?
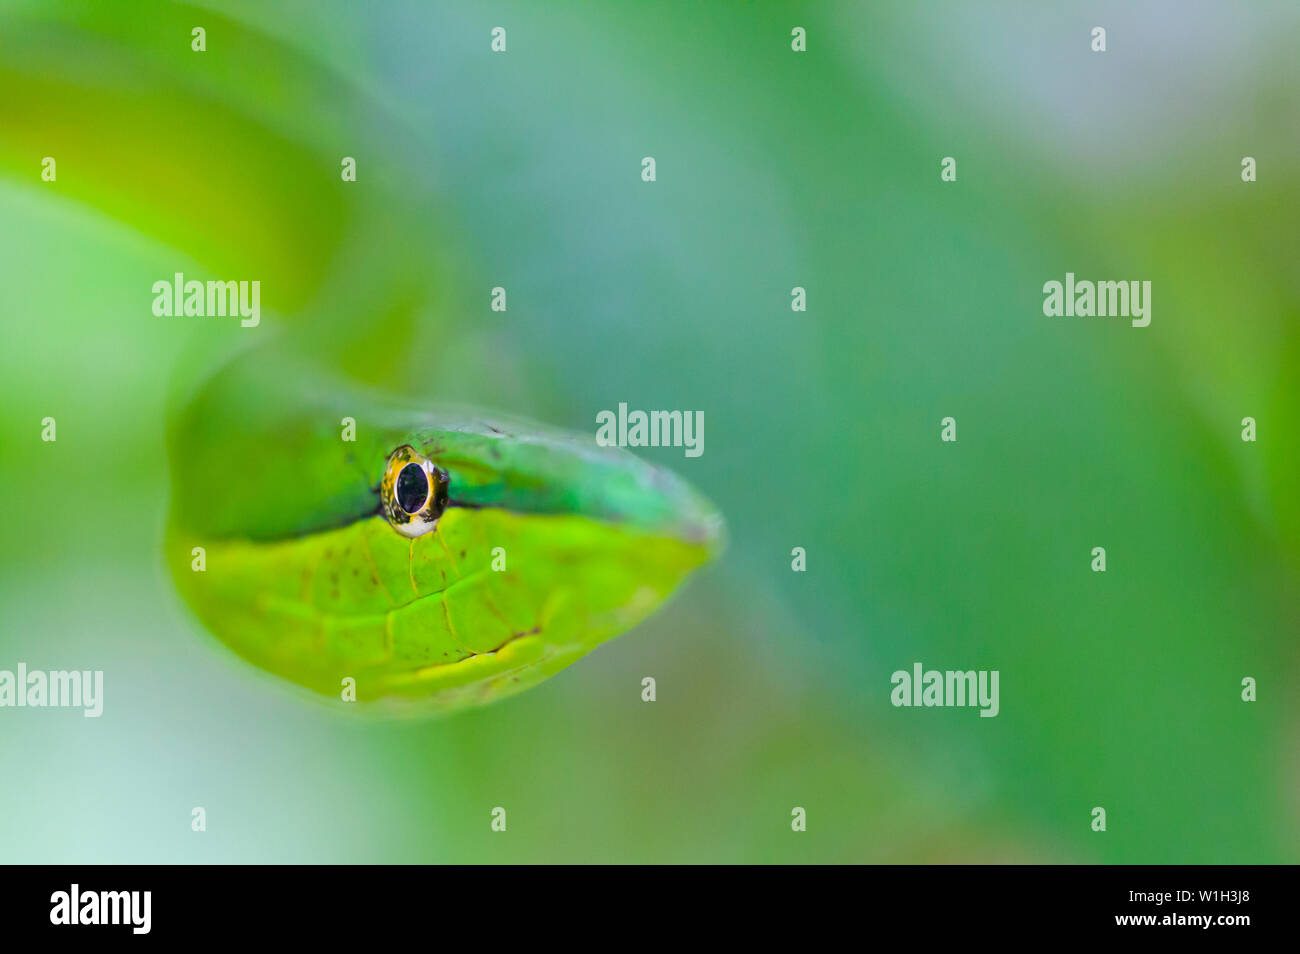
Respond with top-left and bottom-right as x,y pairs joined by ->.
166,345 -> 724,713
1,5 -> 724,715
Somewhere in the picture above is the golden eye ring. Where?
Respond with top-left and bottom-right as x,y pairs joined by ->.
381,445 -> 449,538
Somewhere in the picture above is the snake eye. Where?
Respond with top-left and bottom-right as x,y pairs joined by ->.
381,445 -> 449,538
395,463 -> 429,514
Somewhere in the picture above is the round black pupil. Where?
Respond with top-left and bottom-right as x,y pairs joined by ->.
396,463 -> 430,514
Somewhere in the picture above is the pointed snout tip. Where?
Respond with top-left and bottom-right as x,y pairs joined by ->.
665,487 -> 727,564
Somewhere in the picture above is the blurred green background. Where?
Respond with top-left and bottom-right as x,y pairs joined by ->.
1,0 -> 1296,863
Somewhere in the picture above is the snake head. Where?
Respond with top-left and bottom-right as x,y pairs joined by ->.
168,356 -> 724,714
346,415 -> 727,711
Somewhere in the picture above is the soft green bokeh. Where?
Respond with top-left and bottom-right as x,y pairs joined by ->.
1,0 -> 1296,862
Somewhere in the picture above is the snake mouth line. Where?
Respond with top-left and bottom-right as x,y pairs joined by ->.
253,562 -> 545,668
